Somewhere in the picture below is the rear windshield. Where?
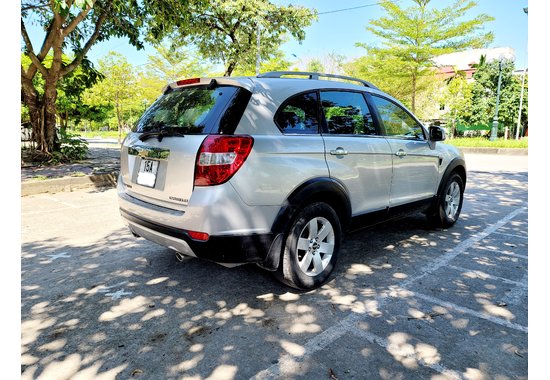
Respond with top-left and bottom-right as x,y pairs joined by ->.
134,85 -> 244,134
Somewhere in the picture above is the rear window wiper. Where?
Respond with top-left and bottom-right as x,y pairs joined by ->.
139,127 -> 186,142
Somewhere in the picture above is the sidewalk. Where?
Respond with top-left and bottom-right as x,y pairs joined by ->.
20,139 -> 528,196
21,138 -> 121,196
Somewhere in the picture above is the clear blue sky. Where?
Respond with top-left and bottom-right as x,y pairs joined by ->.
82,0 -> 529,70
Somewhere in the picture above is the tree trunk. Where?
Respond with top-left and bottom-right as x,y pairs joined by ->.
21,77 -> 43,151
43,78 -> 60,152
116,94 -> 123,144
224,61 -> 237,77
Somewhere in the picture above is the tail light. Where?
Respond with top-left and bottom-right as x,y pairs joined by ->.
194,135 -> 254,186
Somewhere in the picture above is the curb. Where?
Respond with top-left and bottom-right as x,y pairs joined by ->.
458,147 -> 528,156
21,172 -> 119,196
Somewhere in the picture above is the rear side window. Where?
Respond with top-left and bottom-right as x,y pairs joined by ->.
320,91 -> 376,135
370,95 -> 425,139
135,86 -> 244,134
275,92 -> 320,134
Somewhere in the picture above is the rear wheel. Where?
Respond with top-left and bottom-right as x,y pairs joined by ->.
428,172 -> 464,228
276,202 -> 341,290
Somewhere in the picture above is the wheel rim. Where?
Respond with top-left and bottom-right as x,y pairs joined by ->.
296,217 -> 335,277
444,181 -> 461,220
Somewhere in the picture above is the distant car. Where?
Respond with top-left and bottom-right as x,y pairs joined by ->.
117,71 -> 466,289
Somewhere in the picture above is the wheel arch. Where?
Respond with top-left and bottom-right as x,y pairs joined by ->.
259,177 -> 351,272
438,157 -> 467,196
272,177 -> 352,235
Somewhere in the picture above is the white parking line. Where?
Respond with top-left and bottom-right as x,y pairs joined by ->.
471,245 -> 528,260
250,207 -> 527,379
502,273 -> 528,306
492,231 -> 528,240
448,265 -> 526,287
399,207 -> 527,289
252,316 -> 358,380
412,291 -> 528,333
350,328 -> 464,380
21,205 -> 98,216
44,195 -> 80,208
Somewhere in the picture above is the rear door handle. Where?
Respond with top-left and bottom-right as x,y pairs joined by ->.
395,149 -> 407,157
330,147 -> 348,156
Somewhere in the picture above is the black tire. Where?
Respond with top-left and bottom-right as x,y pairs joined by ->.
428,172 -> 464,228
275,202 -> 342,290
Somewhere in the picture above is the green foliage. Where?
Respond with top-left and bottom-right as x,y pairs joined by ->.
461,58 -> 528,135
232,50 -> 294,76
446,137 -> 528,149
153,0 -> 317,76
83,52 -> 140,140
307,58 -> 325,73
53,129 -> 89,163
145,43 -> 213,83
354,0 -> 494,113
22,0 -> 146,153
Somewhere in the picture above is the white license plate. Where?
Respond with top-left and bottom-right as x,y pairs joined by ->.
137,159 -> 159,187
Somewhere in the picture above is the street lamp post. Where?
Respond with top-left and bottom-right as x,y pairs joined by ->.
515,67 -> 527,140
490,60 -> 503,141
256,17 -> 261,76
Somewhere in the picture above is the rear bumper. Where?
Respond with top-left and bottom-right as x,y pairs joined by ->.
120,209 -> 274,264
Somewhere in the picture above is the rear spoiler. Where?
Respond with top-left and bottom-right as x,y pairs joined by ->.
163,78 -> 217,93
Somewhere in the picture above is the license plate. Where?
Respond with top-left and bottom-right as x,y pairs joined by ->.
137,159 -> 159,187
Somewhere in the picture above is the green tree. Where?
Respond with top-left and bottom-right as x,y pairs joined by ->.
157,0 -> 317,77
232,50 -> 293,76
441,69 -> 473,136
21,0 -> 144,156
357,0 -> 494,113
145,43 -> 213,83
465,58 -> 528,136
83,52 -> 137,143
306,58 -> 325,73
21,53 -> 103,132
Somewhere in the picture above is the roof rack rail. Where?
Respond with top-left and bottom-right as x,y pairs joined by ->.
257,71 -> 379,90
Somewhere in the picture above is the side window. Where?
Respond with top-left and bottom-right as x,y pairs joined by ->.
275,92 -> 319,134
370,95 -> 425,139
320,91 -> 376,135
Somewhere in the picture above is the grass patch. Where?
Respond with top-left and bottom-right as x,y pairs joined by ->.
446,137 -> 528,149
77,130 -> 128,140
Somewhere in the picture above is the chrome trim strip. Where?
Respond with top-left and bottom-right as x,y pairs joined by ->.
119,191 -> 184,216
128,145 -> 170,160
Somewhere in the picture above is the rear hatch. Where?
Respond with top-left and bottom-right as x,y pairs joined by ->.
120,79 -> 252,210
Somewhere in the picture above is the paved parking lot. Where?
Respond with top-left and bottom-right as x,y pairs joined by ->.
20,154 -> 529,380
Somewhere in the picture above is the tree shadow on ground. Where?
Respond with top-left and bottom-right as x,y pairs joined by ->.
21,170 -> 528,379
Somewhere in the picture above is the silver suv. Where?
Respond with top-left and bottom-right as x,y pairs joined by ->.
117,72 -> 466,290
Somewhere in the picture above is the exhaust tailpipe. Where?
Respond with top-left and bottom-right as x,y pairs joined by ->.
174,251 -> 185,262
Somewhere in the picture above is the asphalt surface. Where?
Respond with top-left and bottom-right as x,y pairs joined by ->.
20,151 -> 529,380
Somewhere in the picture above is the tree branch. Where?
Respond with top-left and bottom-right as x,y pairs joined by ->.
61,5 -> 109,77
21,19 -> 48,78
64,1 -> 95,35
21,1 -> 49,12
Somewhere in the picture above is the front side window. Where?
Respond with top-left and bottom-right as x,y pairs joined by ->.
275,92 -> 319,134
320,91 -> 376,135
370,95 -> 425,139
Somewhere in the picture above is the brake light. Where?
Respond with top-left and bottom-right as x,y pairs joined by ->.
194,135 -> 254,186
176,78 -> 201,86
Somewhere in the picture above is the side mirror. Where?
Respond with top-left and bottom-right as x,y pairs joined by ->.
429,126 -> 446,142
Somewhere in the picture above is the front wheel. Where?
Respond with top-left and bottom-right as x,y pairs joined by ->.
276,202 -> 342,290
428,173 -> 464,228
